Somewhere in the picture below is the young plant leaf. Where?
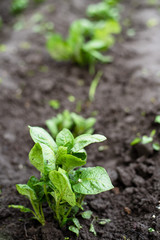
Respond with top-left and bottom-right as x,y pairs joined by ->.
8,205 -> 33,213
72,149 -> 87,161
89,223 -> 97,236
155,115 -> 160,124
150,129 -> 156,137
72,218 -> 82,229
49,99 -> 60,110
46,34 -> 72,61
89,71 -> 102,102
69,225 -> 79,236
56,146 -> 68,164
81,210 -> 92,219
29,126 -> 57,152
72,134 -> 106,152
98,218 -> 111,225
49,169 -> 76,206
29,143 -> 56,174
153,142 -> 160,151
141,136 -> 153,144
58,154 -> 86,172
56,128 -> 74,151
16,184 -> 37,200
72,167 -> 113,195
27,176 -> 44,201
130,137 -> 141,146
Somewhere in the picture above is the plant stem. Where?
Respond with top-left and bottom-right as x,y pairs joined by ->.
55,197 -> 61,225
44,184 -> 53,210
78,194 -> 85,205
30,199 -> 45,226
60,206 -> 72,228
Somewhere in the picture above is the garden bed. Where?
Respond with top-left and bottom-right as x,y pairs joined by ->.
0,0 -> 160,239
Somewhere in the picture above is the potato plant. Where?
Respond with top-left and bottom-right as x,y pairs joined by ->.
86,0 -> 120,21
11,0 -> 45,14
46,18 -> 121,72
11,0 -> 29,14
9,127 -> 113,230
46,110 -> 96,139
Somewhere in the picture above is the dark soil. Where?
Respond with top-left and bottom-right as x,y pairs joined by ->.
1,0 -> 160,239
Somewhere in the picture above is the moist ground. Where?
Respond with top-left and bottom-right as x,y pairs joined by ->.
0,0 -> 160,239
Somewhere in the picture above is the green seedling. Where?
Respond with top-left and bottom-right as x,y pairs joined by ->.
46,110 -> 96,138
81,210 -> 111,236
11,0 -> 45,14
69,218 -> 82,237
11,0 -> 29,14
148,227 -> 155,232
131,129 -> 160,151
86,0 -> 119,21
49,100 -> 60,110
155,115 -> 160,124
9,127 -> 113,229
46,18 -> 121,73
89,71 -> 102,102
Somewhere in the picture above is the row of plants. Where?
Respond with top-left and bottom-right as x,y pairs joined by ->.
7,0 -> 124,238
47,0 -> 121,73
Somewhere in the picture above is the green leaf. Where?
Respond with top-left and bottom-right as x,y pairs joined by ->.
72,149 -> 87,161
29,126 -> 57,152
56,128 -> 74,151
59,154 -> 86,172
72,218 -> 82,230
49,169 -> 76,206
130,137 -> 141,146
11,0 -> 29,14
27,176 -> 44,201
85,118 -> 96,131
150,129 -> 156,137
29,143 -> 56,174
8,205 -> 33,213
155,115 -> 160,124
68,225 -> 79,236
46,118 -> 59,139
81,210 -> 92,219
89,223 -> 97,236
141,136 -> 153,144
29,143 -> 44,173
72,134 -> 106,152
148,227 -> 155,233
89,71 -> 102,102
56,146 -> 68,165
46,34 -> 72,61
73,167 -> 113,195
153,142 -> 160,151
49,100 -> 60,110
98,218 -> 111,225
16,184 -> 37,201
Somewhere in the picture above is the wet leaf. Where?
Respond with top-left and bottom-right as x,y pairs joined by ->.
29,126 -> 57,152
73,167 -> 113,194
49,169 -> 76,206
81,210 -> 92,219
69,225 -> 79,236
72,134 -> 106,152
